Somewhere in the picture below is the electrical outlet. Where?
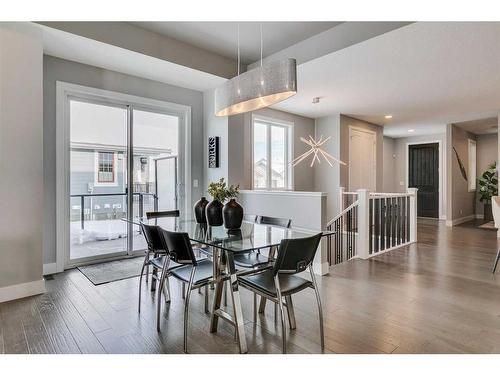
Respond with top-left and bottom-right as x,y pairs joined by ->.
193,179 -> 199,188
400,181 -> 405,186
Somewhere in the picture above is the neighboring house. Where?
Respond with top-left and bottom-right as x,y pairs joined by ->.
254,158 -> 284,188
70,142 -> 171,222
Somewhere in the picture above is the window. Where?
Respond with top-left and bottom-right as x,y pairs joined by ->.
252,116 -> 292,190
95,151 -> 116,184
468,139 -> 477,191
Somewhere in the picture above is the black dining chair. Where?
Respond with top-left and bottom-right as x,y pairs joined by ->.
143,210 -> 180,283
138,222 -> 182,313
238,233 -> 324,353
233,215 -> 292,317
157,228 -> 214,353
146,210 -> 180,219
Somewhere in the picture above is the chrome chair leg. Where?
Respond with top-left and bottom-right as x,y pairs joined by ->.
223,281 -> 228,307
310,267 -> 325,351
274,276 -> 287,354
156,272 -> 166,332
253,293 -> 257,322
204,284 -> 209,313
163,276 -> 171,303
258,296 -> 267,313
184,268 -> 196,353
493,247 -> 500,273
285,295 -> 297,330
138,255 -> 149,313
182,283 -> 186,299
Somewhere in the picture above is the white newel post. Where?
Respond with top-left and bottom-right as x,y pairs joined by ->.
356,189 -> 370,259
408,188 -> 418,243
339,186 -> 345,213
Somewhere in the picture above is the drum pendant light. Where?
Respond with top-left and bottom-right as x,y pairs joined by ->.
215,24 -> 297,117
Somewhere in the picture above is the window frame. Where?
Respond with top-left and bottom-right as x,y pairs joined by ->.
251,114 -> 294,191
468,138 -> 477,192
94,151 -> 118,186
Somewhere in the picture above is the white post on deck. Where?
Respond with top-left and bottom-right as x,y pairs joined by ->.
339,186 -> 345,213
356,189 -> 370,259
408,187 -> 418,242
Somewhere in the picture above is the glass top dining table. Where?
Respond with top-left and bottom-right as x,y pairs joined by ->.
127,216 -> 328,254
126,216 -> 330,353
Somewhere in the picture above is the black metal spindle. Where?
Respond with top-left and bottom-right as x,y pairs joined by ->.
80,195 -> 85,230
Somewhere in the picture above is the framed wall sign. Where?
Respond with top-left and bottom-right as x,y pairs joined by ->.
208,136 -> 220,168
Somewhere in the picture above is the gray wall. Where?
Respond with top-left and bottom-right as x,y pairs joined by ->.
241,108 -> 316,191
314,114 -> 341,219
450,125 -> 477,220
383,136 -> 396,192
44,55 -> 205,265
0,24 -> 44,289
203,89 -> 228,191
476,133 -> 498,216
339,115 -> 384,192
202,102 -> 316,193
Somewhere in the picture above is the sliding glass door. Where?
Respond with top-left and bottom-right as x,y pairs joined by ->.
130,108 -> 181,254
68,97 -> 181,265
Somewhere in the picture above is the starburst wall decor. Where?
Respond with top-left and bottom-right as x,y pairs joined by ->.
291,135 -> 347,168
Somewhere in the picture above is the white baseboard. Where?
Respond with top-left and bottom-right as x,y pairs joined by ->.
43,263 -> 58,275
313,261 -> 329,276
0,279 -> 46,303
446,214 -> 476,227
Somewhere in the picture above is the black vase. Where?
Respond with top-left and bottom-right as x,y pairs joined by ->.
206,199 -> 224,226
194,197 -> 209,223
223,199 -> 244,230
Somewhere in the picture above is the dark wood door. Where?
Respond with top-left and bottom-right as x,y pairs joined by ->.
409,143 -> 439,218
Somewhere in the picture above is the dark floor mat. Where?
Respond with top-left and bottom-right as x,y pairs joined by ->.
78,257 -> 148,285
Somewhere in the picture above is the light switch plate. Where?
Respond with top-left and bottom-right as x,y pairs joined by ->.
193,179 -> 199,188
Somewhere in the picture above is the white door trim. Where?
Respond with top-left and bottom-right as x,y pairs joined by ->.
405,140 -> 444,220
348,126 -> 377,191
56,81 -> 192,272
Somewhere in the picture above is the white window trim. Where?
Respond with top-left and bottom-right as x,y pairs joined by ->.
94,151 -> 118,187
468,138 -> 477,192
56,81 -> 192,272
251,114 -> 294,191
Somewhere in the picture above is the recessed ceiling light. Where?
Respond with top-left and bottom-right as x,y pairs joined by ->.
408,129 -> 415,133
385,115 -> 393,119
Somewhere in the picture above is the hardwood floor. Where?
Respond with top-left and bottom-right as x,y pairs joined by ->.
2,218 -> 500,354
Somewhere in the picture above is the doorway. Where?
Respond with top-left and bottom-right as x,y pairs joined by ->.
57,82 -> 191,270
408,143 -> 439,218
349,127 -> 377,191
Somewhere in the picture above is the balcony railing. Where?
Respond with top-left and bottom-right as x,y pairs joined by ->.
70,192 -> 158,230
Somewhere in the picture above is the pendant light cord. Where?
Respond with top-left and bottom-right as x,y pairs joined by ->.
260,23 -> 263,67
237,23 -> 240,76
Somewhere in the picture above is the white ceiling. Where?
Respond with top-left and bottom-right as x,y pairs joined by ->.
271,22 -> 500,138
131,22 -> 340,64
454,117 -> 498,135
